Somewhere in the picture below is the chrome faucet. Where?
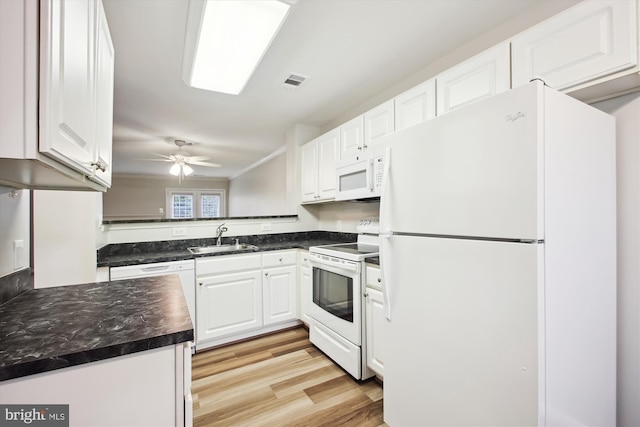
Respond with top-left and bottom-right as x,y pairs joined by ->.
216,223 -> 228,246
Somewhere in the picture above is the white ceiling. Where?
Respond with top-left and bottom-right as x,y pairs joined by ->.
104,0 -> 540,179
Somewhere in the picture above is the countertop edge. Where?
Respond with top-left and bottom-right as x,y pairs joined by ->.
0,329 -> 193,382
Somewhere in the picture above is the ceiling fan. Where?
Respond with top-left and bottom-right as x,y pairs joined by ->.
145,139 -> 220,182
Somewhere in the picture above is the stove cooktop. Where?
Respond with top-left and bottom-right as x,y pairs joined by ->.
309,242 -> 379,261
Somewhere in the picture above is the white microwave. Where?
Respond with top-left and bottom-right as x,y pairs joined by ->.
335,153 -> 384,201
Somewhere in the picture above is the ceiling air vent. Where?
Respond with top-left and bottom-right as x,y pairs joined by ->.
282,73 -> 308,89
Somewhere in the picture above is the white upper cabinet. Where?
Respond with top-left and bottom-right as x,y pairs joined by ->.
300,129 -> 338,203
338,101 -> 394,163
317,129 -> 339,200
40,0 -> 97,175
364,100 -> 394,148
300,139 -> 318,203
436,42 -> 511,115
339,115 -> 365,161
511,0 -> 638,92
93,0 -> 115,187
394,78 -> 436,131
0,0 -> 114,191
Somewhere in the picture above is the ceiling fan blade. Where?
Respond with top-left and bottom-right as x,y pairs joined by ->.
184,156 -> 210,162
150,153 -> 175,160
137,158 -> 174,162
187,160 -> 221,168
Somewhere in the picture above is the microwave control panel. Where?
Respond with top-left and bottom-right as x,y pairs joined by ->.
373,156 -> 384,190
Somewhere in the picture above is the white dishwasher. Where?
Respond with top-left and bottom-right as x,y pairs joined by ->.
110,260 -> 196,338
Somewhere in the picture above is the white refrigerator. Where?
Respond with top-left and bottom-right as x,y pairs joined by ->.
379,81 -> 616,426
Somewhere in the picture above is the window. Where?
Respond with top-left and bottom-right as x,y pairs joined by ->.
166,189 -> 226,219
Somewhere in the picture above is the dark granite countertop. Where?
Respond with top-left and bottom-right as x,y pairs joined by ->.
0,275 -> 193,382
98,231 -> 357,268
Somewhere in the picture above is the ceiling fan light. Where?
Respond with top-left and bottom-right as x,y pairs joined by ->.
169,163 -> 181,176
183,164 -> 194,176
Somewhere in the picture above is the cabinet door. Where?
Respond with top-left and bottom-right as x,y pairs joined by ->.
299,253 -> 312,324
196,270 -> 262,343
365,287 -> 385,378
317,129 -> 338,200
92,0 -> 114,187
512,0 -> 637,91
40,0 -> 97,173
395,78 -> 436,131
364,100 -> 394,148
339,116 -> 364,161
436,42 -> 511,115
300,139 -> 318,203
263,265 -> 297,325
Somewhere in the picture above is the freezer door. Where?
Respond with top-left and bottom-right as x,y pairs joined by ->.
384,235 -> 542,426
380,82 -> 544,241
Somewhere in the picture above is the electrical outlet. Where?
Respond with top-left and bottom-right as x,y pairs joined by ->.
260,223 -> 272,231
172,227 -> 186,237
159,207 -> 164,214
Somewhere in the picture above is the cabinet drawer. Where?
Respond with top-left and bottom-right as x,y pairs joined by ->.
365,265 -> 382,291
298,250 -> 310,268
196,253 -> 261,276
262,250 -> 297,268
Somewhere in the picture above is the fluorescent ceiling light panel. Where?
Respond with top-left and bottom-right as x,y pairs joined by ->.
185,0 -> 293,95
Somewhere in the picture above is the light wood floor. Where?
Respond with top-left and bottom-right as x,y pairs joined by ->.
192,327 -> 385,427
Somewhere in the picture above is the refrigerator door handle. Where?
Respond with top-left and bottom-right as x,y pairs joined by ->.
379,146 -> 392,234
380,233 -> 392,320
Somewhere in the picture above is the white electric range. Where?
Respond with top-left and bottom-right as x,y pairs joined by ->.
308,218 -> 379,380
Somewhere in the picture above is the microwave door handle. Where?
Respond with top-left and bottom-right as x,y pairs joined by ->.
369,158 -> 374,191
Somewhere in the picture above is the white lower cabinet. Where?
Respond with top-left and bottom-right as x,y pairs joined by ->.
365,264 -> 384,378
298,251 -> 312,325
197,269 -> 263,342
263,250 -> 298,325
196,254 -> 263,345
195,250 -> 300,349
1,343 -> 192,427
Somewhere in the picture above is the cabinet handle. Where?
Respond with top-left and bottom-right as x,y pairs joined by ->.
364,292 -> 369,298
199,282 -> 203,286
265,272 -> 269,276
357,146 -> 362,151
378,278 -> 382,283
279,258 -> 283,262
91,161 -> 107,173
363,144 -> 368,150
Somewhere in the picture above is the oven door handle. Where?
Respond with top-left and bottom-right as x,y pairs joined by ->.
309,254 -> 359,272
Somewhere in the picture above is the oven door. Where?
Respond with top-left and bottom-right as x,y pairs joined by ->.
308,253 -> 362,345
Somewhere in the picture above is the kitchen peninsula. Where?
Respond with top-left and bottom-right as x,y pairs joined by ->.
0,275 -> 193,426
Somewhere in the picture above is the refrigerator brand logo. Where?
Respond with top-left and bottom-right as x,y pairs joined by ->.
505,112 -> 526,122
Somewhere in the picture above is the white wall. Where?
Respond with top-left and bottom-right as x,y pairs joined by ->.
229,152 -> 287,217
33,191 -> 98,288
103,175 -> 230,220
0,187 -> 30,278
593,92 -> 640,427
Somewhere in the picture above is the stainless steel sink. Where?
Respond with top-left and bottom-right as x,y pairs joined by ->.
187,243 -> 259,255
